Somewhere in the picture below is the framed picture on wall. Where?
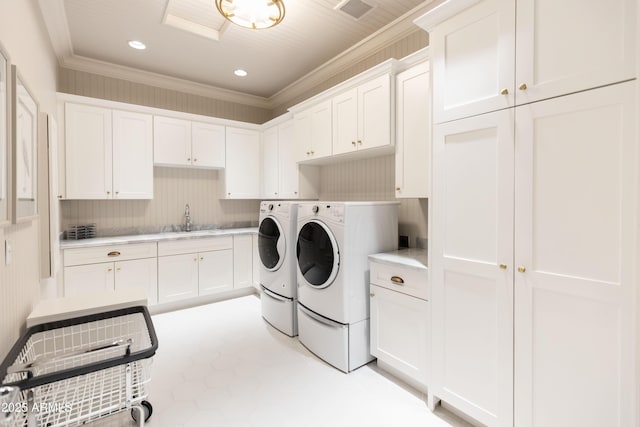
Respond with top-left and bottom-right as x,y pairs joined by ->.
11,65 -> 38,222
0,43 -> 9,226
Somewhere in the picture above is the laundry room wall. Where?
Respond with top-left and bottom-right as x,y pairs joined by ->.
318,155 -> 428,248
0,0 -> 59,360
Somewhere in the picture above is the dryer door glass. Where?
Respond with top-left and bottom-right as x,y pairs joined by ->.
259,217 -> 284,271
297,220 -> 339,288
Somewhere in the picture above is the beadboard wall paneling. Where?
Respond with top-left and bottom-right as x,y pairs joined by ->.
319,155 -> 427,247
58,68 -> 272,124
272,30 -> 429,117
60,168 -> 260,235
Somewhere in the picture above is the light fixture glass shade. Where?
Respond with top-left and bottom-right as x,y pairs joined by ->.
216,0 -> 285,29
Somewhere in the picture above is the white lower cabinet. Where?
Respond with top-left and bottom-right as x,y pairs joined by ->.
369,255 -> 429,392
63,243 -> 158,304
370,285 -> 429,389
233,234 -> 253,289
199,249 -> 233,295
157,253 -> 199,303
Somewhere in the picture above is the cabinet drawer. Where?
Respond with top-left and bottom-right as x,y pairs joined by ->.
158,236 -> 233,256
64,243 -> 157,266
370,261 -> 428,300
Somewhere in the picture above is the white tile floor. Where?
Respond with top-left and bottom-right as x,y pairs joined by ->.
94,295 -> 472,427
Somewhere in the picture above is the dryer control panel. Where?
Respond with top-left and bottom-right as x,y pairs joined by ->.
300,203 -> 344,223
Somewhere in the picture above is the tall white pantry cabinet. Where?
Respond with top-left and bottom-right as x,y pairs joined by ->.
416,0 -> 638,426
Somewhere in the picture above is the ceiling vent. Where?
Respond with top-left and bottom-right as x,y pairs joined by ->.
335,0 -> 375,20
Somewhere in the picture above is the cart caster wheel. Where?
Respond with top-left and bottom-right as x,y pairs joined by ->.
131,400 -> 153,423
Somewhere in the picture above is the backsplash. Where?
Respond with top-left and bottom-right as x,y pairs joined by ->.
61,156 -> 428,247
319,155 -> 428,248
60,168 -> 261,236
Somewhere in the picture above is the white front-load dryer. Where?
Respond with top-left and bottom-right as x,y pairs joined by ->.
295,201 -> 399,372
258,201 -> 299,336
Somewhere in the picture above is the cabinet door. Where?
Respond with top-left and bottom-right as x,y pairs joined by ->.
198,249 -> 233,295
515,0 -> 636,106
112,110 -> 153,199
358,74 -> 391,150
514,82 -> 637,427
332,88 -> 358,155
153,116 -> 191,167
294,110 -> 312,162
430,0 -> 515,123
262,126 -> 279,198
277,120 -> 299,199
252,234 -> 260,291
224,127 -> 260,198
114,258 -> 158,305
310,100 -> 333,159
431,109 -> 514,427
233,234 -> 253,288
191,122 -> 225,168
158,253 -> 199,303
65,103 -> 112,199
370,285 -> 429,389
64,262 -> 114,296
395,63 -> 430,198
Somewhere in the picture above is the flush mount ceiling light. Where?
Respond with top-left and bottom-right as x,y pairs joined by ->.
234,69 -> 248,77
215,0 -> 285,30
128,40 -> 146,50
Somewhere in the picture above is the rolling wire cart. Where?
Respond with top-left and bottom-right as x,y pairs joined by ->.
0,306 -> 158,427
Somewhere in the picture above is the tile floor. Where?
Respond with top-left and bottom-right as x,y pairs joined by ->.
94,295 -> 472,427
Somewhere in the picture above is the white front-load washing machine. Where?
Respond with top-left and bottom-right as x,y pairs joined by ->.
295,201 -> 398,372
258,201 -> 299,336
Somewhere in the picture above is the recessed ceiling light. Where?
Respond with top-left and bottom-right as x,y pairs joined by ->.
128,40 -> 146,50
234,69 -> 248,77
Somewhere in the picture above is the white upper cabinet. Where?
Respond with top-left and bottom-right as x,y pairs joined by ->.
112,110 -> 153,199
65,103 -> 153,200
261,125 -> 279,198
332,74 -> 392,155
418,0 -> 636,123
294,99 -> 332,162
222,127 -> 260,199
154,116 -> 225,169
395,61 -> 430,199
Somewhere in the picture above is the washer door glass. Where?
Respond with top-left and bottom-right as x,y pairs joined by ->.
297,220 -> 339,289
259,217 -> 284,271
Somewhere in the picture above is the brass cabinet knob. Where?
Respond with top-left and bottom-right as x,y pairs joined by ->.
116,267 -> 121,271
107,268 -> 113,272
294,191 -> 298,195
106,191 -> 111,195
310,150 -> 315,155
396,187 -> 401,191
499,263 -> 508,270
57,195 -> 63,199
194,257 -> 198,262
500,88 -> 509,95
306,151 -> 310,155
518,266 -> 527,273
370,293 -> 375,297
357,140 -> 362,145
518,83 -> 528,91
187,158 -> 191,161
115,191 -> 119,195
352,141 -> 356,146
228,192 -> 231,196
194,158 -> 198,162
200,256 -> 204,261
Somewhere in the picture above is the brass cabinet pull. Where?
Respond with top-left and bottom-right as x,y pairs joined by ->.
107,251 -> 121,257
396,187 -> 401,191
187,158 -> 191,161
306,151 -> 310,155
115,191 -> 119,195
370,292 -> 375,297
57,195 -> 63,199
116,267 -> 121,271
194,158 -> 198,162
499,263 -> 508,270
106,191 -> 111,195
357,140 -> 362,145
352,141 -> 356,146
500,88 -> 509,95
107,267 -> 113,272
390,276 -> 404,285
518,83 -> 528,91
310,150 -> 315,155
200,256 -> 204,261
518,266 -> 527,273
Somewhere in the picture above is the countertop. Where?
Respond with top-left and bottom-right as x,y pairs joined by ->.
60,227 -> 258,249
368,248 -> 428,271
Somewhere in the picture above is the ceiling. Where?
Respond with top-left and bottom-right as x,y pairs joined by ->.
38,0 -> 435,107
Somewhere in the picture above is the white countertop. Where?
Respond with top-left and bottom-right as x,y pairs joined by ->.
369,248 -> 428,271
27,288 -> 147,327
60,227 -> 258,249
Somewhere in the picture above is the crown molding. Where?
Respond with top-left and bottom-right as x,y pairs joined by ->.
38,0 -> 439,115
59,54 -> 272,109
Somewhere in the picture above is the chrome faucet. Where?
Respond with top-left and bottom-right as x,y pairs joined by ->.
184,203 -> 192,232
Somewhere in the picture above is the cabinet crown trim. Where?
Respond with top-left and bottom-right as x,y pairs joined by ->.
288,58 -> 398,114
414,0 -> 484,31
